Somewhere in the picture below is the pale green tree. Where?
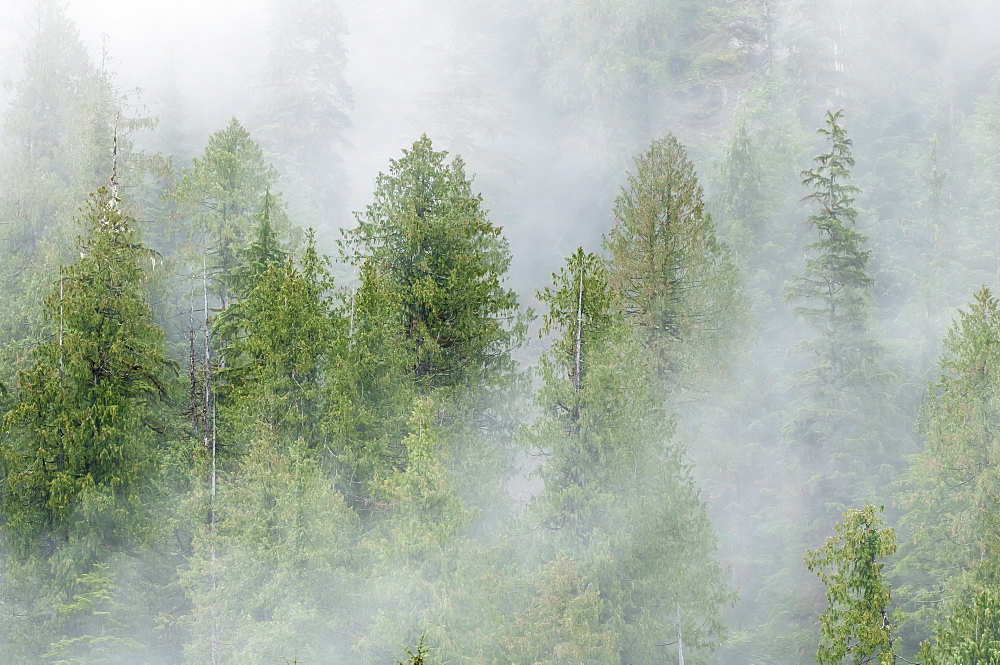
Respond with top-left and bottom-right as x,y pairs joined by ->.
805,505 -> 897,665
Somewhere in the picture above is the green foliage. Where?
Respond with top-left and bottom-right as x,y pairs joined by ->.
804,505 -> 897,665
182,435 -> 358,665
523,247 -> 731,664
337,135 -> 527,506
919,586 -> 1000,665
896,287 -> 1000,634
605,135 -> 742,384
343,134 -> 523,394
171,118 -> 289,305
500,557 -> 618,665
215,214 -> 337,445
786,110 -> 871,335
43,563 -> 146,665
0,0 -> 155,383
1,187 -> 173,557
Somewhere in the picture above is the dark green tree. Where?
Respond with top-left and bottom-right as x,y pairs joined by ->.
785,110 -> 895,515
0,186 -> 175,660
336,135 -> 527,500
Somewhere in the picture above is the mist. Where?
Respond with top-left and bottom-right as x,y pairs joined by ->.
3,0 -> 1000,663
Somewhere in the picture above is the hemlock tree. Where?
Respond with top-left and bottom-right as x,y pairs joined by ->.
805,505 -> 897,665
604,135 -> 741,386
357,398 -> 506,665
342,135 -> 523,394
215,203 -> 337,447
0,0 -> 154,383
784,110 -> 896,518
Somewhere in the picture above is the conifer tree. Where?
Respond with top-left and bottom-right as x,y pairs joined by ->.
520,247 -> 731,665
336,135 -> 526,501
0,0 -> 154,382
0,185 -> 175,660
895,287 -> 1000,643
604,135 -> 741,385
171,118 -> 289,308
785,110 -> 894,515
255,0 -> 353,227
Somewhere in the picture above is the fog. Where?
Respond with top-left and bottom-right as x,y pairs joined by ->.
4,0 -> 1000,663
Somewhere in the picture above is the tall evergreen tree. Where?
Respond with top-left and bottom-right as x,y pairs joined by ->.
784,109 -> 894,515
171,118 -> 290,308
895,287 -> 1000,647
0,185 -> 175,661
0,0 -> 154,382
336,135 -> 526,498
255,0 -> 353,228
517,247 -> 731,665
604,134 -> 742,386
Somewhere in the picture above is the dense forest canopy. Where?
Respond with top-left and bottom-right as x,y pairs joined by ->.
2,0 -> 1000,663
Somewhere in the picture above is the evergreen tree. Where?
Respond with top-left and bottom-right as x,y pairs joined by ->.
336,135 -> 526,500
357,399 -> 504,665
0,0 -> 154,382
0,185 -> 175,660
784,109 -> 894,516
171,118 -> 290,308
520,247 -> 731,665
919,586 -> 1000,665
214,201 -> 336,447
255,0 -> 353,228
604,135 -> 742,386
895,287 -> 1000,644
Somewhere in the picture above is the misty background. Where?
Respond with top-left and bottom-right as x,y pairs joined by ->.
3,0 -> 1000,663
